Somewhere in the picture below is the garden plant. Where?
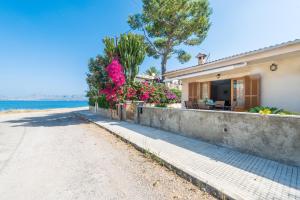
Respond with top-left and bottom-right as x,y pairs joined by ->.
86,33 -> 181,109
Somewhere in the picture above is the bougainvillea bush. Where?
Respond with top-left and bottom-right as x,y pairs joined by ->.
99,58 -> 126,107
86,33 -> 182,108
90,58 -> 180,108
123,81 -> 181,105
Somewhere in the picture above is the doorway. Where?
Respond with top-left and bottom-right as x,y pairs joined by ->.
210,79 -> 231,106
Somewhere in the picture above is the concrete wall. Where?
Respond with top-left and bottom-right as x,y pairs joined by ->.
89,106 -> 119,120
181,55 -> 300,112
138,107 -> 300,166
89,102 -> 143,122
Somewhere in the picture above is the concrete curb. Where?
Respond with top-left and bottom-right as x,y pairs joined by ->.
75,113 -> 236,200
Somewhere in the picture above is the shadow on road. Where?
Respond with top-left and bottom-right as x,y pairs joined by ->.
4,111 -> 89,127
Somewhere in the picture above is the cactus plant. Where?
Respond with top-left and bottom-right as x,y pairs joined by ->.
117,33 -> 146,82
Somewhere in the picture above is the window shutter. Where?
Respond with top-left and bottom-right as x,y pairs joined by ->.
188,83 -> 193,101
188,82 -> 200,101
251,75 -> 260,107
196,82 -> 201,100
244,75 -> 260,110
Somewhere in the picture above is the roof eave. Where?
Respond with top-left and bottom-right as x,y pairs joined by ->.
165,39 -> 300,78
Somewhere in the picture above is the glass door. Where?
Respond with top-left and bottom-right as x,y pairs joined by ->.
200,82 -> 210,100
231,78 -> 245,110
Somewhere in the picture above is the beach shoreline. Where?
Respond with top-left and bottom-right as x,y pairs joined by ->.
0,107 -> 88,115
0,100 -> 88,112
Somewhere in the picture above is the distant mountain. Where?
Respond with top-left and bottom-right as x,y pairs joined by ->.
0,94 -> 87,101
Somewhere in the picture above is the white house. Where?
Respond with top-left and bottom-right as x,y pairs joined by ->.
164,39 -> 300,112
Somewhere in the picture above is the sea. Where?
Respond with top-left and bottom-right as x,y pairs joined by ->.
0,100 -> 88,111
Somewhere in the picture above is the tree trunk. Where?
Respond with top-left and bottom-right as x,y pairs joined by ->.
161,55 -> 167,81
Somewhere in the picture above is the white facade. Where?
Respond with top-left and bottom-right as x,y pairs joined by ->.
180,55 -> 300,111
165,40 -> 300,112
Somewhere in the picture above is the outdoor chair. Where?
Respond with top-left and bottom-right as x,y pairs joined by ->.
185,100 -> 214,110
215,101 -> 225,110
197,102 -> 209,110
192,101 -> 200,109
184,101 -> 188,108
230,101 -> 237,111
184,101 -> 193,109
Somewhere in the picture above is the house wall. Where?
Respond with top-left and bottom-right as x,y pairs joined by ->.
250,56 -> 300,112
181,55 -> 300,112
138,107 -> 300,166
166,40 -> 300,78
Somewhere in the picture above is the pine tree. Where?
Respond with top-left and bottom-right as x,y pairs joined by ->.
128,0 -> 211,79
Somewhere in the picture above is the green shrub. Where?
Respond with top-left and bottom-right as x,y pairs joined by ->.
88,97 -> 96,106
155,103 -> 167,108
88,95 -> 110,108
249,106 -> 298,115
278,110 -> 300,115
170,88 -> 182,102
249,106 -> 283,114
98,95 -> 110,109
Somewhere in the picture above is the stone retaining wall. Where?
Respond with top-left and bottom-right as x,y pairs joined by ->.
89,106 -> 119,120
138,107 -> 300,166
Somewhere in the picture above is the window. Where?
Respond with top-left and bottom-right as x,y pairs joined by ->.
201,82 -> 209,99
232,79 -> 245,107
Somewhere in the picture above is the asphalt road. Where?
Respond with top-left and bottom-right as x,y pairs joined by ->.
0,109 -> 214,200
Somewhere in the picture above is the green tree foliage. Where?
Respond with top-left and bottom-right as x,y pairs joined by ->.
103,37 -> 117,63
145,66 -> 160,77
86,55 -> 109,106
117,33 -> 146,82
128,0 -> 211,79
102,33 -> 146,82
86,33 -> 146,105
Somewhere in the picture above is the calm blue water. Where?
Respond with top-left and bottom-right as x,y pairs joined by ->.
0,101 -> 88,111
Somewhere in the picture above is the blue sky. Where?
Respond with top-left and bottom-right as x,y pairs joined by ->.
0,0 -> 299,97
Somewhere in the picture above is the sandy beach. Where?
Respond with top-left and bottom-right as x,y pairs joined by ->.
0,107 -> 88,115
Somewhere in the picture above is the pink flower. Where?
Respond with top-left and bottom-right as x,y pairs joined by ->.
106,59 -> 125,87
142,81 -> 149,86
100,58 -> 126,105
126,87 -> 137,99
140,91 -> 150,101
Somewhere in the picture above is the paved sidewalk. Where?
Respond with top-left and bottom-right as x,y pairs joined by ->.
78,110 -> 300,200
